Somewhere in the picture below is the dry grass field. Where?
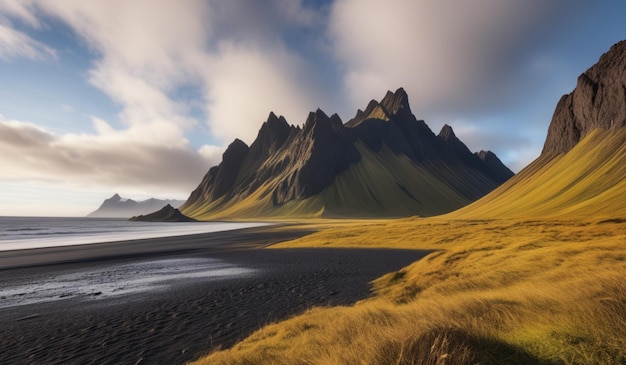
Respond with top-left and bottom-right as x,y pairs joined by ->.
193,218 -> 625,364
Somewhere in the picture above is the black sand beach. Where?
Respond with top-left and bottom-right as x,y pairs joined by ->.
0,226 -> 429,364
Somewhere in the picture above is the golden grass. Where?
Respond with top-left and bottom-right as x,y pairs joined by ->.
192,218 -> 626,364
449,128 -> 626,219
191,128 -> 626,364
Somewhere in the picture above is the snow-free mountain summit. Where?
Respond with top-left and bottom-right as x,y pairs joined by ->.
181,89 -> 513,219
88,194 -> 185,218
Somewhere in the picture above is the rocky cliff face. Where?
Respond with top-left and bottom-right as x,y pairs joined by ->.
269,109 -> 360,204
543,40 -> 626,155
181,88 -> 514,218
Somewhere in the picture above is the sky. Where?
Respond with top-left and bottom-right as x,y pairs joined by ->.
0,0 -> 625,217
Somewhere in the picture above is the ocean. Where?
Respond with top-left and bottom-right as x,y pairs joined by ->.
0,217 -> 269,251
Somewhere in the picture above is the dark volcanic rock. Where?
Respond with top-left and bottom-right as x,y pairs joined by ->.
543,40 -> 626,155
475,150 -> 515,183
183,139 -> 249,207
437,124 -> 476,162
379,87 -> 412,120
271,109 -> 360,205
129,204 -> 196,222
248,112 -> 294,159
346,89 -> 513,185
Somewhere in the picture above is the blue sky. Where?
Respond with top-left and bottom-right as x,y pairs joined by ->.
0,0 -> 625,216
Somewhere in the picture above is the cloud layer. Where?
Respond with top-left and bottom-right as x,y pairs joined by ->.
330,0 -> 574,114
0,116 -> 211,193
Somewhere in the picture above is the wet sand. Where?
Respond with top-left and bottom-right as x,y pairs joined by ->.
0,225 -> 429,364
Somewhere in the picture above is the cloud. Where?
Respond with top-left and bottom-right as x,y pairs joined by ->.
0,20 -> 55,60
0,115 -> 220,195
328,0 -> 577,116
0,1 -> 223,197
32,0 -> 330,140
35,0 -> 209,129
35,0 -> 330,145
197,0 -> 331,143
0,0 -> 41,27
203,41 -> 324,143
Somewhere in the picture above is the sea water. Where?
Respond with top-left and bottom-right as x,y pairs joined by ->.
0,217 -> 269,251
0,218 -> 267,308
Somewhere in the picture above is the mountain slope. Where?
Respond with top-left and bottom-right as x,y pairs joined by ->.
449,40 -> 626,219
88,194 -> 185,218
448,127 -> 626,219
181,89 -> 513,219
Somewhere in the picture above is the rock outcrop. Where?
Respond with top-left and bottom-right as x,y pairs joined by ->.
129,204 -> 196,222
543,40 -> 626,155
181,88 -> 514,219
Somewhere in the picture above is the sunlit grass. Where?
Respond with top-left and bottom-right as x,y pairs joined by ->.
449,128 -> 626,219
193,218 -> 626,364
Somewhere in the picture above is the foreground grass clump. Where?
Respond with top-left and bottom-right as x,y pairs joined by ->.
191,218 -> 626,364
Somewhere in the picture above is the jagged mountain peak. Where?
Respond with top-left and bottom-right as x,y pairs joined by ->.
88,194 -> 185,218
303,108 -> 344,134
542,39 -> 626,155
250,113 -> 292,158
438,124 -> 457,140
347,88 -> 412,127
475,150 -> 494,160
226,138 -> 249,153
264,111 -> 288,128
257,112 -> 289,139
379,87 -> 411,117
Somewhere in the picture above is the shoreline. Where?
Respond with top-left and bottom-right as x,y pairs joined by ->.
0,218 -> 273,252
0,224 -> 301,270
0,228 -> 429,364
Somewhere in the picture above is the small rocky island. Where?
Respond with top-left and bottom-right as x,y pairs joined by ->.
129,204 -> 197,222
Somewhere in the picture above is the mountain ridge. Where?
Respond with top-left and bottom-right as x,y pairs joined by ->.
88,194 -> 185,218
181,88 -> 513,219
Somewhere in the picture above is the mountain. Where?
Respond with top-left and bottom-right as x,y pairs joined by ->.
88,194 -> 186,218
543,41 -> 626,155
181,88 -> 513,219
449,40 -> 626,219
129,204 -> 196,222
